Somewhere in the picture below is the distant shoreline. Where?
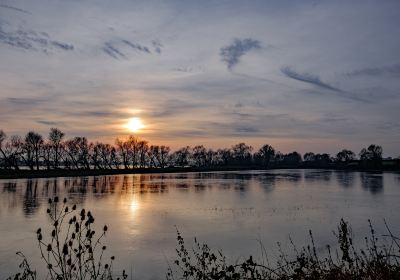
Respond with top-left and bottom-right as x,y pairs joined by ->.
1,165 -> 399,180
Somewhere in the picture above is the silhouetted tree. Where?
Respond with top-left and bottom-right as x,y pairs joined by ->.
336,149 -> 356,163
192,145 -> 207,167
0,130 -> 8,169
0,132 -> 23,170
159,145 -> 171,168
115,137 -> 132,169
137,140 -> 149,168
359,145 -> 383,161
172,146 -> 191,167
49,128 -> 65,169
303,152 -> 316,162
232,143 -> 253,165
42,143 -> 52,170
359,144 -> 383,168
216,148 -> 232,166
24,131 -> 44,170
254,144 -> 275,167
314,153 -> 332,165
64,137 -> 90,169
282,151 -> 302,166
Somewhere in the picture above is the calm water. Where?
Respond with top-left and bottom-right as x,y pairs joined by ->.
1,170 -> 400,279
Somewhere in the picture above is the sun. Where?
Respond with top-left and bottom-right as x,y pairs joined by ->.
126,117 -> 144,132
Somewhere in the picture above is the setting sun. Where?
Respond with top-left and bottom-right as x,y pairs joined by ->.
127,117 -> 144,132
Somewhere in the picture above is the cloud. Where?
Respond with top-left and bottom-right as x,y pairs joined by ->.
0,4 -> 30,14
346,64 -> 400,77
7,97 -> 47,105
146,99 -> 204,118
281,67 -> 343,92
36,120 -> 62,126
102,39 -> 153,59
220,38 -> 261,69
102,42 -> 126,59
152,40 -> 163,54
0,23 -> 74,53
122,39 -> 150,53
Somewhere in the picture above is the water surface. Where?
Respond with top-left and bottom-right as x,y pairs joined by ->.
0,170 -> 399,279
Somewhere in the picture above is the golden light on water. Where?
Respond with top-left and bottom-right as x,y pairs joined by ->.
126,117 -> 144,133
130,198 -> 140,213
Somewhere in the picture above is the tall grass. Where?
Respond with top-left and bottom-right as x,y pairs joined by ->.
167,220 -> 400,280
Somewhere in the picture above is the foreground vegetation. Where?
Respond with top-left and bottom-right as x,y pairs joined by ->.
168,220 -> 400,280
1,128 -> 399,174
8,197 -> 127,280
8,197 -> 400,279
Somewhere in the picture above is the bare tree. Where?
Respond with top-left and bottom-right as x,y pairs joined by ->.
115,138 -> 131,169
24,131 -> 44,170
255,144 -> 275,167
232,143 -> 253,165
49,128 -> 65,169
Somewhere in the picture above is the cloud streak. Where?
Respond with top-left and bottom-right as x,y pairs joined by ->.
220,38 -> 261,69
0,23 -> 73,53
281,67 -> 343,92
0,4 -> 30,14
102,39 -> 153,59
346,64 -> 400,77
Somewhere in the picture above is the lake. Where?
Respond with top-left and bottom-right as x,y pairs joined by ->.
1,169 -> 399,279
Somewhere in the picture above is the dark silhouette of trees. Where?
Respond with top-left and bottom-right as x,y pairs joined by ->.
232,143 -> 253,165
336,149 -> 356,163
216,148 -> 233,166
359,144 -> 383,168
172,146 -> 191,167
303,152 -> 315,162
0,128 -> 397,171
24,131 -> 44,170
254,144 -> 275,167
192,145 -> 207,167
0,132 -> 23,170
359,145 -> 383,161
64,137 -> 90,169
282,151 -> 302,166
49,128 -> 65,169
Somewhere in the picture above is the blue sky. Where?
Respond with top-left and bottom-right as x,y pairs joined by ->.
0,0 -> 399,155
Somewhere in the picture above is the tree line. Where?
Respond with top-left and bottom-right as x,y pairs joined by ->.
0,128 -> 397,171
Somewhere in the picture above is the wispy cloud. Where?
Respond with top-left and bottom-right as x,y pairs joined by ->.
281,67 -> 343,92
102,41 -> 126,59
146,99 -> 204,118
346,64 -> 400,77
0,4 -> 30,14
220,38 -> 261,69
36,120 -> 62,126
122,39 -> 150,53
102,39 -> 153,59
152,40 -> 162,54
0,23 -> 73,53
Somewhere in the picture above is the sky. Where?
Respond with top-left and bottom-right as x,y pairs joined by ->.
0,0 -> 399,156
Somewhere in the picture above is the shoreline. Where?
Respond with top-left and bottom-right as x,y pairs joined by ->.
0,165 -> 399,180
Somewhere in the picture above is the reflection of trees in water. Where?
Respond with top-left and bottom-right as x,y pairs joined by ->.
360,173 -> 384,194
304,170 -> 332,182
1,171 -> 370,214
2,181 -> 18,210
23,180 -> 40,216
335,171 -> 355,188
